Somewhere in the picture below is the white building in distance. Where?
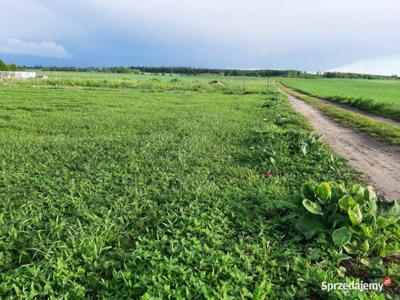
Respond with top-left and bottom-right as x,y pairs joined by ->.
0,71 -> 37,79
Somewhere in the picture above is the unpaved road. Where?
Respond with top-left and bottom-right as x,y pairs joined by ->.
294,90 -> 400,128
280,88 -> 400,201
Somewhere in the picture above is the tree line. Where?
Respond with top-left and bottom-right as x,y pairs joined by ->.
25,65 -> 304,77
322,72 -> 399,80
15,64 -> 400,80
0,59 -> 17,71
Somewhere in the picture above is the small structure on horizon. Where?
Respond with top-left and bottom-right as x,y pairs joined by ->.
0,71 -> 37,79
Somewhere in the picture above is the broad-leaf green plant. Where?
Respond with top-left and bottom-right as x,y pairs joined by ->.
296,182 -> 400,258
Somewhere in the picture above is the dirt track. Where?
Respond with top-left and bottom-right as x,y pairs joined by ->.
299,92 -> 400,128
280,89 -> 400,201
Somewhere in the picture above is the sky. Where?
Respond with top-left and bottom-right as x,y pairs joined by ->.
0,0 -> 399,75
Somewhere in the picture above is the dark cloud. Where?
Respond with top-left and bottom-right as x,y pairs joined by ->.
1,0 -> 399,73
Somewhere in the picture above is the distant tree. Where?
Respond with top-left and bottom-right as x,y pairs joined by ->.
8,63 -> 17,71
0,59 -> 8,71
0,60 -> 18,71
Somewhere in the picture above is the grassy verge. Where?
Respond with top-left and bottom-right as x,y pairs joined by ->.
0,82 -> 398,298
278,83 -> 400,146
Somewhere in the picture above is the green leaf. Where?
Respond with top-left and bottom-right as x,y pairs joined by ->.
300,143 -> 308,155
332,215 -> 349,228
364,186 -> 377,201
301,183 -> 315,201
327,213 -> 348,228
380,241 -> 387,257
360,258 -> 370,266
387,215 -> 400,225
368,197 -> 378,215
302,200 -> 323,215
363,240 -> 370,252
376,216 -> 388,228
360,224 -> 372,238
296,215 -> 325,239
353,194 -> 367,205
316,182 -> 331,202
351,184 -> 364,196
308,248 -> 322,260
332,227 -> 352,246
338,195 -> 356,211
348,205 -> 363,226
335,253 -> 351,263
343,244 -> 358,255
330,181 -> 347,201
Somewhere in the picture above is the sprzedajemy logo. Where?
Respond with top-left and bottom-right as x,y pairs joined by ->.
321,277 -> 392,293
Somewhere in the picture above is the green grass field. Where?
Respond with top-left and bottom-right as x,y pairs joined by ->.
0,74 -> 399,298
280,78 -> 400,121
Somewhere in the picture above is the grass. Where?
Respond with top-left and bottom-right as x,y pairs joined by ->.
0,75 -> 398,298
34,70 -> 271,86
280,78 -> 400,121
279,83 -> 400,146
4,75 -> 272,96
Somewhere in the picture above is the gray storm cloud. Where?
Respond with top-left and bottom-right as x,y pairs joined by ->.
0,0 -> 399,73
